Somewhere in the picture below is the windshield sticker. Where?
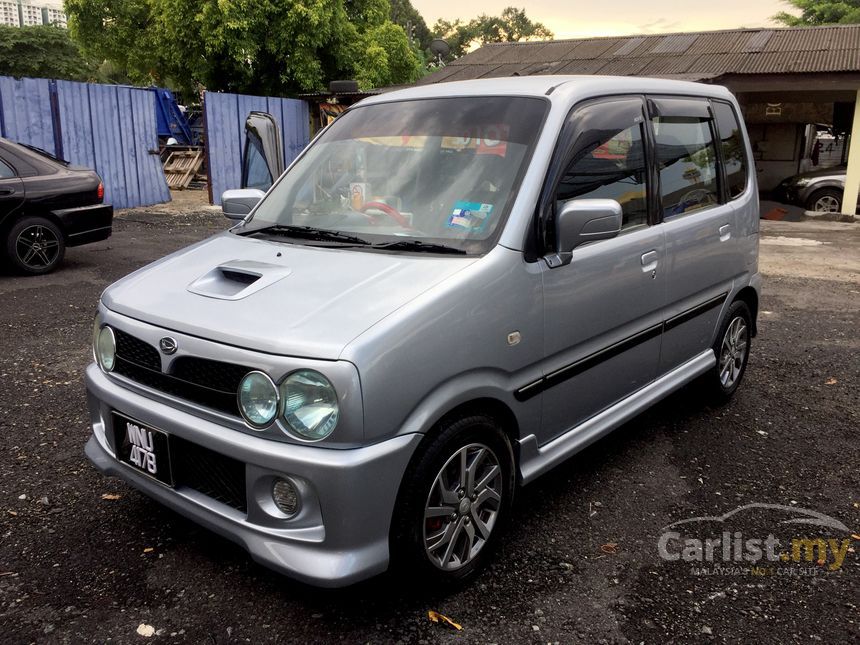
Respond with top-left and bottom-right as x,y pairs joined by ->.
446,201 -> 494,232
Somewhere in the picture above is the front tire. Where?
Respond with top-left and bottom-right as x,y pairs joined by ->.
805,188 -> 842,213
390,413 -> 515,584
5,216 -> 65,275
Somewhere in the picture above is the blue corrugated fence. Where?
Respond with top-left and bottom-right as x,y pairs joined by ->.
204,91 -> 310,205
0,76 -> 57,156
0,76 -> 170,209
0,76 -> 312,209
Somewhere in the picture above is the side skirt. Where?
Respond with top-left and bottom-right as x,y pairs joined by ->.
517,349 -> 715,485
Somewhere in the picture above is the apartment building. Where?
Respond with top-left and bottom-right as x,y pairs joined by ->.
0,0 -> 68,28
0,0 -> 19,26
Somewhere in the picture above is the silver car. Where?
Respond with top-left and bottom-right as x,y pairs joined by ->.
85,76 -> 761,587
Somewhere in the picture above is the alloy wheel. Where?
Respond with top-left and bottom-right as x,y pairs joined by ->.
423,443 -> 503,571
719,316 -> 748,389
16,225 -> 61,270
813,195 -> 840,213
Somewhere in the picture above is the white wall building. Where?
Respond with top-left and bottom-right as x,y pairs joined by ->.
0,0 -> 21,26
42,6 -> 66,27
19,1 -> 43,26
0,0 -> 68,28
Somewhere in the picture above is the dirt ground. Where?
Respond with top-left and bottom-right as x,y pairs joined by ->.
0,200 -> 857,644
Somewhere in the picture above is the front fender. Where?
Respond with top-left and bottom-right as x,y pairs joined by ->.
390,368 -> 540,441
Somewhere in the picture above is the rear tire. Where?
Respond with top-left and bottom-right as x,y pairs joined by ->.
390,413 -> 515,585
5,216 -> 65,275
699,300 -> 752,404
805,188 -> 842,213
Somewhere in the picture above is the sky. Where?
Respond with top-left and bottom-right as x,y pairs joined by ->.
412,0 -> 792,39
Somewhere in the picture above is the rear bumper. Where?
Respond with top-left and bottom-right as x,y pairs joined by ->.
84,364 -> 421,587
54,204 -> 113,246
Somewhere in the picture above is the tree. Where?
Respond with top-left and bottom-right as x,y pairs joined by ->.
773,0 -> 860,25
389,0 -> 431,52
433,6 -> 553,60
65,0 -> 424,94
0,24 -> 95,81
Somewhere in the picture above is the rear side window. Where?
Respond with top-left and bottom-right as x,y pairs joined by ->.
653,116 -> 719,217
555,98 -> 649,230
713,101 -> 748,199
0,158 -> 15,178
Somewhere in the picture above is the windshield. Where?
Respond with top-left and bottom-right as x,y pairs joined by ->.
240,96 -> 548,254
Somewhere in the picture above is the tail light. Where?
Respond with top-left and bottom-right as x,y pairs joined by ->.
96,181 -> 104,202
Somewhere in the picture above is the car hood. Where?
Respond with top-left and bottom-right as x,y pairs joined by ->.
790,165 -> 846,182
102,232 -> 478,359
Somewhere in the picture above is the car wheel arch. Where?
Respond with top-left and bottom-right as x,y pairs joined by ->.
733,286 -> 759,337
390,394 -> 522,498
2,209 -> 68,243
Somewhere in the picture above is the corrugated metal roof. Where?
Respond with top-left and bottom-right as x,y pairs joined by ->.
651,34 -> 698,54
612,37 -> 646,56
418,24 -> 860,86
742,30 -> 774,52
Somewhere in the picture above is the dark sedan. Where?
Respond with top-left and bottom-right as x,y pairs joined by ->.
0,137 -> 113,275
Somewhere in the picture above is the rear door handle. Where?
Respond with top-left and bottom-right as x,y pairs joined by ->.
641,250 -> 659,272
0,189 -> 13,196
719,224 -> 732,241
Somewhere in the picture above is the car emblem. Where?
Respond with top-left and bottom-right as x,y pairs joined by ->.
159,337 -> 178,355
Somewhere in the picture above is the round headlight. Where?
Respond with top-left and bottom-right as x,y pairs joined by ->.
96,325 -> 116,372
238,371 -> 279,429
282,370 -> 339,440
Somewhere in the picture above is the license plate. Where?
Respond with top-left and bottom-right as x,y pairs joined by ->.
112,412 -> 174,486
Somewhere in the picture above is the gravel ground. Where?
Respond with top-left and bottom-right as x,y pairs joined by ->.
0,204 -> 858,644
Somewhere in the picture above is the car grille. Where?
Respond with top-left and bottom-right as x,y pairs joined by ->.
114,328 -> 160,370
172,436 -> 247,513
112,329 -> 251,417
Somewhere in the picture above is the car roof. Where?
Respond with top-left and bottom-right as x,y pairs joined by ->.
358,75 -> 735,107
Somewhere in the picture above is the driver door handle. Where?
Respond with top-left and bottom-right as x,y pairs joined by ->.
641,250 -> 659,272
719,224 -> 732,241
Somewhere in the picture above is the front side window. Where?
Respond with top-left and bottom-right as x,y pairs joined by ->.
713,101 -> 748,199
244,96 -> 548,254
654,116 -> 719,217
555,99 -> 649,230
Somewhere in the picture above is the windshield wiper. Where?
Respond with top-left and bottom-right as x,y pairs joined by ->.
244,225 -> 370,246
372,240 -> 467,255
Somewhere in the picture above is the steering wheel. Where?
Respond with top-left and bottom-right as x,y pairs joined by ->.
359,201 -> 412,229
678,189 -> 717,212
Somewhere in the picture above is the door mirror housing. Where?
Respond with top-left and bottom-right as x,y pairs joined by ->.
546,199 -> 623,267
222,188 -> 266,220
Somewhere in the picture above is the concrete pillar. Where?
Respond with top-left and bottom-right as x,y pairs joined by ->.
843,89 -> 860,216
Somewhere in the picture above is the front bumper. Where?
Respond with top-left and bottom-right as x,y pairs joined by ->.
85,364 -> 421,587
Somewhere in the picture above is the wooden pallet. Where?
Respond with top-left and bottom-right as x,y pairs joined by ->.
163,149 -> 204,189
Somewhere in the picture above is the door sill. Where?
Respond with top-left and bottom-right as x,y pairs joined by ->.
517,349 -> 715,484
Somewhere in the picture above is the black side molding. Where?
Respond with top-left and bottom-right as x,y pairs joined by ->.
664,293 -> 727,332
516,293 -> 728,401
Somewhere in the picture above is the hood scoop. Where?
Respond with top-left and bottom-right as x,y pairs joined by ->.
187,260 -> 292,300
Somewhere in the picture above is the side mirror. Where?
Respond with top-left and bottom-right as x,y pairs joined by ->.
222,188 -> 265,220
546,199 -> 623,268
